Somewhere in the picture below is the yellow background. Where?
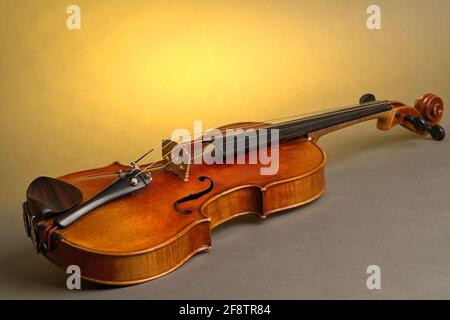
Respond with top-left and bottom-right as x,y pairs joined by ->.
1,0 -> 449,207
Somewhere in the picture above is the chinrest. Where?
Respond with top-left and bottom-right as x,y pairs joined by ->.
26,176 -> 82,219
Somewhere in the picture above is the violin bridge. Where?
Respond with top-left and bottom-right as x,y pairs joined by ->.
162,139 -> 191,181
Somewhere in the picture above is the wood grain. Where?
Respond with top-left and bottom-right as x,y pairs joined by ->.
27,97 -> 441,285
35,138 -> 326,284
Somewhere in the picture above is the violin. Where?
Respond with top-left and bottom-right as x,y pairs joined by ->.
23,93 -> 445,285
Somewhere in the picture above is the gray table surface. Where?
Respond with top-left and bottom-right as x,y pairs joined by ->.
1,119 -> 449,299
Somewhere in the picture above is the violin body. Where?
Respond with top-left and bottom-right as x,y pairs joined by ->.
23,93 -> 445,285
38,137 -> 325,285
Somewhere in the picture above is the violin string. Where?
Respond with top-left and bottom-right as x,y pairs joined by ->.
95,100 -> 390,179
147,99 -> 388,158
130,141 -> 164,168
137,101 -> 389,176
133,100 -> 390,177
171,99 -> 389,152
134,140 -> 192,177
148,100 -> 388,143
85,100 -> 390,180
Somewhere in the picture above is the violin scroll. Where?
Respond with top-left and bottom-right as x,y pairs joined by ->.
414,93 -> 444,124
390,93 -> 445,141
412,93 -> 445,140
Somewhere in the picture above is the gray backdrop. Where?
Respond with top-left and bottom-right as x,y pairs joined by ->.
1,119 -> 449,299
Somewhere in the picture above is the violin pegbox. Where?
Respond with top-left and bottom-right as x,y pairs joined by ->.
394,93 -> 445,141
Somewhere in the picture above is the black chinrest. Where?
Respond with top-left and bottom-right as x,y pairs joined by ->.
26,176 -> 82,219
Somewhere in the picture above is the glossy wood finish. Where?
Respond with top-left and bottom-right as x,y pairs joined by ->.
38,138 -> 326,284
27,94 -> 444,285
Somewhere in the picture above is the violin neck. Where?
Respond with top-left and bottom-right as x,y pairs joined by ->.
272,101 -> 393,141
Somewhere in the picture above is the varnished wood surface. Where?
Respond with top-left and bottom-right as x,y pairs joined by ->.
7,115 -> 449,298
30,95 -> 444,285
40,138 -> 326,284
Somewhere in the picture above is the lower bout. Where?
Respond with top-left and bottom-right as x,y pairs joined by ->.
45,220 -> 212,285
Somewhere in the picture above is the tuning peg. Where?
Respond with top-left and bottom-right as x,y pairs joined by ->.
426,124 -> 446,141
403,114 -> 427,132
402,114 -> 445,141
359,93 -> 376,104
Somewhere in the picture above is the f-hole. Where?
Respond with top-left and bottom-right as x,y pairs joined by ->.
174,176 -> 214,214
